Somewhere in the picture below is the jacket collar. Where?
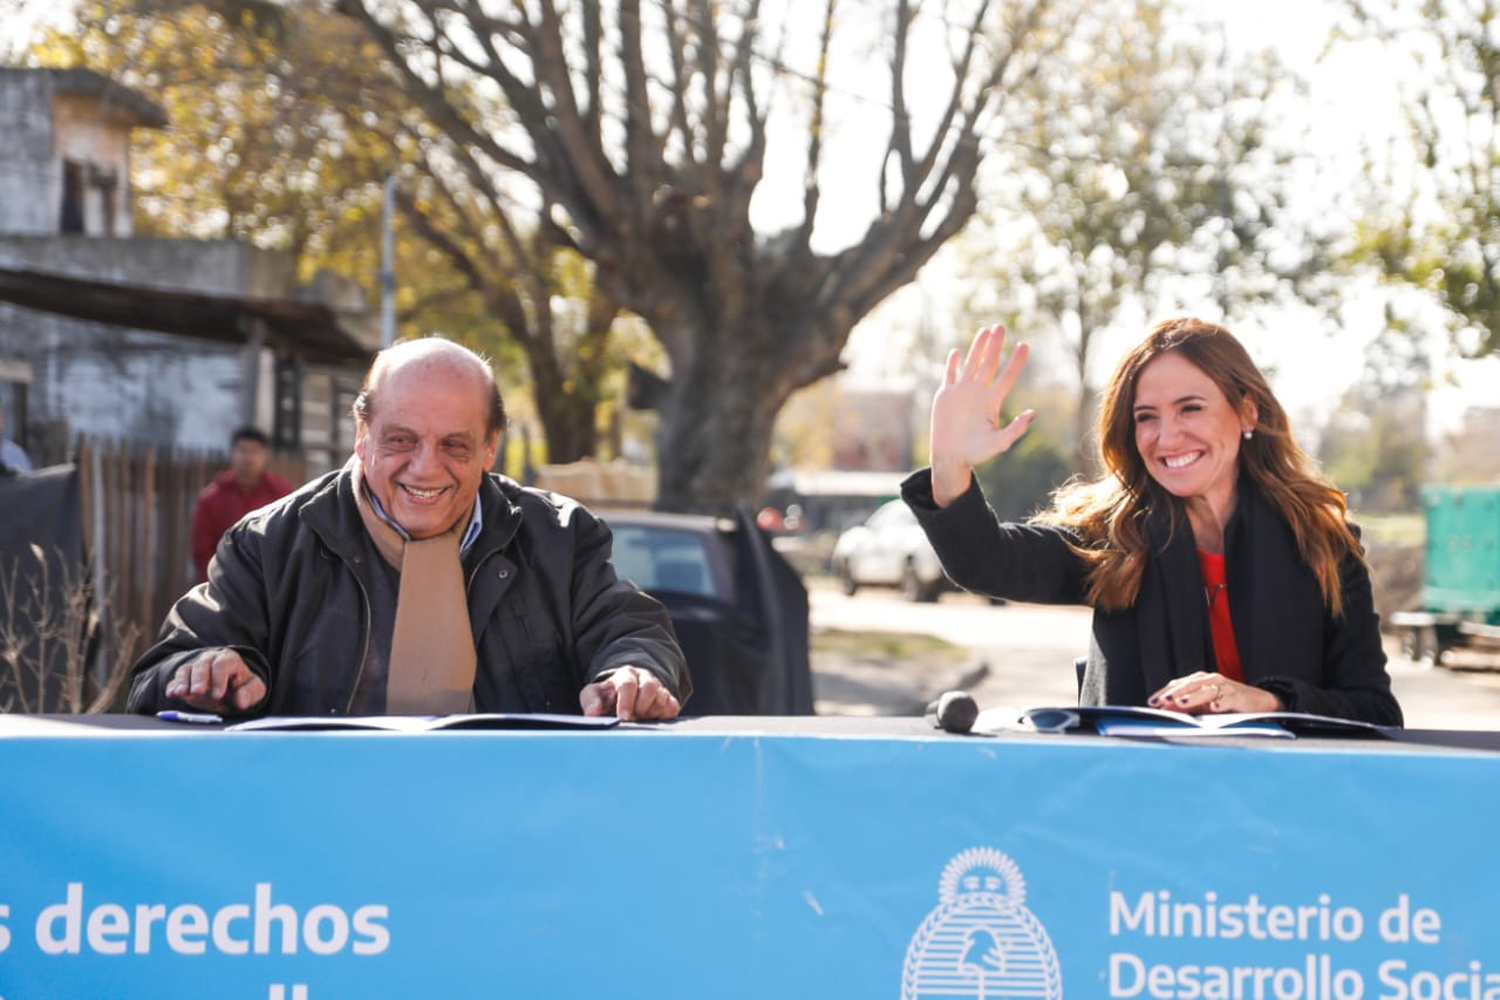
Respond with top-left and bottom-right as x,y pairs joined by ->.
299,463 -> 526,567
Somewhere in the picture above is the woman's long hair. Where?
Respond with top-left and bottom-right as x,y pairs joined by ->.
1039,317 -> 1363,615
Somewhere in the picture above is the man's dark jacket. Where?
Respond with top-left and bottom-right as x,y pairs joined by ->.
902,469 -> 1401,726
129,466 -> 691,716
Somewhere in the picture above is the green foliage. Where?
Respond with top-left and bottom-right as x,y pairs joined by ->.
1318,382 -> 1428,514
1343,0 -> 1500,357
975,427 -> 1075,523
959,0 -> 1333,466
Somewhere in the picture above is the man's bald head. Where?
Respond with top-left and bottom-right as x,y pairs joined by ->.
351,337 -> 508,539
352,337 -> 507,438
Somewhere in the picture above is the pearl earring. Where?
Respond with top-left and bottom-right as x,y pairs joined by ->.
1243,429 -> 1253,440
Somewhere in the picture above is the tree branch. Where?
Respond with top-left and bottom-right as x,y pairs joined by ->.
793,0 -> 836,249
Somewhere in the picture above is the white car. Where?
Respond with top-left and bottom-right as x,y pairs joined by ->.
830,498 -> 951,602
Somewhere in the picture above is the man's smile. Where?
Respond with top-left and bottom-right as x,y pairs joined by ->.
399,483 -> 450,502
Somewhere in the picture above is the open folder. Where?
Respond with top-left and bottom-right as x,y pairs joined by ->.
224,713 -> 621,733
977,704 -> 1395,739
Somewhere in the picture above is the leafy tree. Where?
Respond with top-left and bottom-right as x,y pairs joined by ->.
773,379 -> 855,473
973,383 -> 1077,521
956,0 -> 1331,469
334,0 -> 1072,511
1317,307 -> 1431,512
1319,386 -> 1428,512
32,0 -> 628,462
1342,0 -> 1500,358
1430,404 -> 1500,482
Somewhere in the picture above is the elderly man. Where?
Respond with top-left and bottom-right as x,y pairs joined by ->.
129,337 -> 689,720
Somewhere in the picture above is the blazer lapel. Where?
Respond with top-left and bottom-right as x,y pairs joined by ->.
1227,484 -> 1315,684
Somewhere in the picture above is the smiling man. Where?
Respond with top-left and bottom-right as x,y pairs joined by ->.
129,337 -> 690,721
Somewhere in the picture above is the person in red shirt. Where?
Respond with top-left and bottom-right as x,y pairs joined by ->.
191,426 -> 293,582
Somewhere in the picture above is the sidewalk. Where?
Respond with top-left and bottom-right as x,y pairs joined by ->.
1384,653 -> 1500,730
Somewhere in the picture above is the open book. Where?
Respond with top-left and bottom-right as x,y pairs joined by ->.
225,713 -> 620,733
976,704 -> 1395,740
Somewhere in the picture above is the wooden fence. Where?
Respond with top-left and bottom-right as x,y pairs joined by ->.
75,436 -> 308,689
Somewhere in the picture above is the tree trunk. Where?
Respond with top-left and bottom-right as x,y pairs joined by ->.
652,323 -> 793,512
536,392 -> 598,465
655,378 -> 784,514
1072,320 -> 1096,474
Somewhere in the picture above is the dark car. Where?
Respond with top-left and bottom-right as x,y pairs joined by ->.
601,507 -> 814,716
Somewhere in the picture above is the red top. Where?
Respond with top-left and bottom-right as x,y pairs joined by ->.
191,469 -> 294,582
1197,550 -> 1242,682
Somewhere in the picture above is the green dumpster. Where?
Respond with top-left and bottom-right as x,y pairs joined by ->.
1421,483 -> 1500,622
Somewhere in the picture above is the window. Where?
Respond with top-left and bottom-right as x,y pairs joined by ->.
609,525 -> 719,599
60,160 -> 85,234
272,355 -> 303,450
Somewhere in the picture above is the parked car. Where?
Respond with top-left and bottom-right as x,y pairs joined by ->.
830,498 -> 951,602
600,507 -> 814,716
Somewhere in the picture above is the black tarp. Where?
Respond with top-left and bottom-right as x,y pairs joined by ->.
0,465 -> 89,712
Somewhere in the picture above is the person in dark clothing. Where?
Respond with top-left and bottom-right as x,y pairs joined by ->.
190,426 -> 293,582
902,318 -> 1401,726
131,337 -> 689,721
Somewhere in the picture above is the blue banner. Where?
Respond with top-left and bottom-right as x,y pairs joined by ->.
2,729 -> 1498,998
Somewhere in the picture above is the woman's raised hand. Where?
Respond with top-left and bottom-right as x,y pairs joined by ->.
929,324 -> 1036,506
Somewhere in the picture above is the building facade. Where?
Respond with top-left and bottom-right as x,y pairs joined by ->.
0,68 -> 374,472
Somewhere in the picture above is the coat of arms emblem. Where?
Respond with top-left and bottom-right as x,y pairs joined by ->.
901,846 -> 1063,998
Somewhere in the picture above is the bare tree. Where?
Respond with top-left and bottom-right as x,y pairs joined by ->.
0,546 -> 138,714
335,0 -> 1062,510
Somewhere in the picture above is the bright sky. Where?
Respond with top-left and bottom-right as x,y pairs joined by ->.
841,0 -> 1498,443
0,1 -> 60,58
2,0 -> 1492,439
1185,0 -> 1495,439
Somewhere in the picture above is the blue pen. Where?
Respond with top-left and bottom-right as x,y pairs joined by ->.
157,710 -> 224,725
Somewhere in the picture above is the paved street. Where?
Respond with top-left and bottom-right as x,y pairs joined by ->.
808,580 -> 1500,730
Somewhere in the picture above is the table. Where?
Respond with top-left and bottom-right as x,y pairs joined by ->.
3,714 -> 1498,999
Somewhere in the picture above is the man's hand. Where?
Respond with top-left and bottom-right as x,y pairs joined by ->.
164,649 -> 267,713
580,666 -> 681,721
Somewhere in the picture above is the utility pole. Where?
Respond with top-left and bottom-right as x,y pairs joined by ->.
380,173 -> 396,347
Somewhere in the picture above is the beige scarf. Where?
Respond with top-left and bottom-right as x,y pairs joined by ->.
350,459 -> 477,714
